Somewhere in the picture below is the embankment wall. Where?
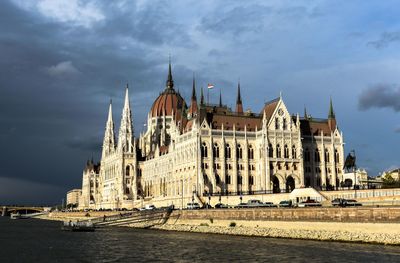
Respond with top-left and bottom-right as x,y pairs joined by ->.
170,207 -> 400,223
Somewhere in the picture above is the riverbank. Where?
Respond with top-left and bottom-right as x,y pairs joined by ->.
145,219 -> 400,245
38,208 -> 400,245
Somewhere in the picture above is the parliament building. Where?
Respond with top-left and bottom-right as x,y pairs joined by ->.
79,63 -> 344,209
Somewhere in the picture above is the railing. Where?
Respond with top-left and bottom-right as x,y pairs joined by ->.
326,188 -> 400,200
202,189 -> 291,197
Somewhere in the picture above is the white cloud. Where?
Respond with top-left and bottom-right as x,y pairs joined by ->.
46,61 -> 80,77
12,0 -> 104,28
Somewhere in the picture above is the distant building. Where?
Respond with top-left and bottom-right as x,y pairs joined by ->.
382,168 -> 400,181
342,168 -> 368,188
66,189 -> 81,207
79,62 -> 345,210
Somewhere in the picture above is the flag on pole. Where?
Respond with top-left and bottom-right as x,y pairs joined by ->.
207,83 -> 214,89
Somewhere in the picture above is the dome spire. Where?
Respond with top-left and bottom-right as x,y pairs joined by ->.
166,56 -> 174,89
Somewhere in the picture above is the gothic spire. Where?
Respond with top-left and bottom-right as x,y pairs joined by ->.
304,105 -> 308,119
236,81 -> 242,104
200,86 -> 205,105
118,84 -> 134,153
235,81 -> 243,113
188,75 -> 198,118
166,57 -> 174,89
191,74 -> 197,101
328,97 -> 337,131
328,97 -> 335,119
102,99 -> 115,158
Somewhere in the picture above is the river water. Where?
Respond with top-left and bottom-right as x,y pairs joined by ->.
0,217 -> 400,262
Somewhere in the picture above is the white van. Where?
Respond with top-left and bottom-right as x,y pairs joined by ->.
145,204 -> 156,210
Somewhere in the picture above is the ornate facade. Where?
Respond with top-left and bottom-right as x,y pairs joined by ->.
79,63 -> 345,209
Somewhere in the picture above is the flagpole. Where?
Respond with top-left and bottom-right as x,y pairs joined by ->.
207,88 -> 209,105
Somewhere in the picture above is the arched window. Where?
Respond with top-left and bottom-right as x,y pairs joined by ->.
125,166 -> 130,176
276,144 -> 281,158
315,148 -> 320,162
275,117 -> 280,130
305,148 -> 310,162
237,144 -> 243,159
325,149 -> 330,162
213,143 -> 220,158
268,143 -> 273,157
283,118 -> 287,130
225,144 -> 231,159
248,145 -> 254,159
335,149 -> 339,163
201,142 -> 208,158
284,144 -> 289,158
292,145 -> 296,159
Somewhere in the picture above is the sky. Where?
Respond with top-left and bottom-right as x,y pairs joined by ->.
0,0 -> 399,205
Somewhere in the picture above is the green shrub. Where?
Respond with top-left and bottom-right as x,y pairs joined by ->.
209,218 -> 214,224
229,222 -> 236,227
200,223 -> 209,226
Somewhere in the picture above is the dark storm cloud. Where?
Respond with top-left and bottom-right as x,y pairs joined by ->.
95,1 -> 195,48
367,31 -> 400,49
358,84 -> 400,112
0,0 -> 195,203
64,136 -> 102,152
198,5 -> 272,35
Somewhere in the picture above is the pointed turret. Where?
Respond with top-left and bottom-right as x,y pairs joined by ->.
200,86 -> 205,105
118,84 -> 134,153
166,57 -> 174,89
328,97 -> 336,131
219,90 -> 222,107
191,75 -> 197,101
328,97 -> 335,119
102,99 -> 116,158
304,106 -> 308,120
235,81 -> 243,113
188,75 -> 198,118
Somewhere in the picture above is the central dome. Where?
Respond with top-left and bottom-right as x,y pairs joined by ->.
150,88 -> 187,117
150,62 -> 187,117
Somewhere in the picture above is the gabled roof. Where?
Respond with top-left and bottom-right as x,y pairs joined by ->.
260,98 -> 279,120
300,118 -> 333,136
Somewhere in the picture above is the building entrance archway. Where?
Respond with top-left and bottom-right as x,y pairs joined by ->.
272,176 -> 280,193
286,176 -> 295,192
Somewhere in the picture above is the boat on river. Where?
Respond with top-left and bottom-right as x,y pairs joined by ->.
10,213 -> 29,219
61,221 -> 95,232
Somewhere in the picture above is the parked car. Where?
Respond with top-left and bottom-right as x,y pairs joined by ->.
235,202 -> 249,208
331,198 -> 345,207
187,202 -> 201,209
247,199 -> 265,207
343,199 -> 362,207
264,202 -> 278,207
202,204 -> 213,209
297,199 -> 322,207
235,200 -> 276,208
215,203 -> 228,209
279,200 -> 293,208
